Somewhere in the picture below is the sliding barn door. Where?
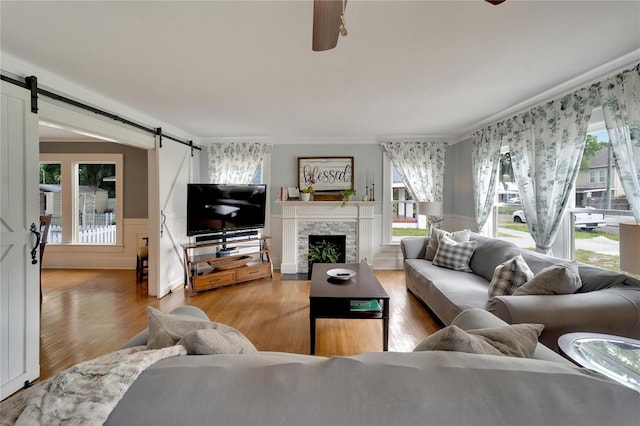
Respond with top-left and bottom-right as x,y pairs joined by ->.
148,138 -> 191,297
1,81 -> 40,399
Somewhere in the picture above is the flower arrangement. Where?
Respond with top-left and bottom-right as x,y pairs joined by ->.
302,178 -> 316,194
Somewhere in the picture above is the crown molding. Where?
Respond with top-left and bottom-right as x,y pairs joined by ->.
451,49 -> 640,145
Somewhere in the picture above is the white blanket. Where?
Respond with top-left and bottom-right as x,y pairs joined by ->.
1,345 -> 186,426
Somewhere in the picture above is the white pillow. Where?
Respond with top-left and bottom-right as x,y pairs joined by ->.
488,255 -> 534,297
432,235 -> 477,272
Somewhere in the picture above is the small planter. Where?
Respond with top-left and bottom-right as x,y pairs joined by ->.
301,192 -> 311,202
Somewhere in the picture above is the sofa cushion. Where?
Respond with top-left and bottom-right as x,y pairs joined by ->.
577,264 -> 629,292
413,323 -> 543,358
488,255 -> 534,297
514,262 -> 582,295
519,250 -> 572,275
432,235 -> 477,272
469,234 -> 521,281
146,306 -> 256,354
425,227 -> 471,261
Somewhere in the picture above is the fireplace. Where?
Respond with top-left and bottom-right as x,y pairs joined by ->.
278,200 -> 375,274
308,235 -> 347,279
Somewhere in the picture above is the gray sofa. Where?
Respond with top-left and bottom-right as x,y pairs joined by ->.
401,233 -> 640,352
6,306 -> 640,425
106,307 -> 637,425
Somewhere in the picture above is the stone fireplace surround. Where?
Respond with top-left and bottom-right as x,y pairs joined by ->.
278,201 -> 375,274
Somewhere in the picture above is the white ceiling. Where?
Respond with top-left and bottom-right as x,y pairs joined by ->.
2,1 -> 640,142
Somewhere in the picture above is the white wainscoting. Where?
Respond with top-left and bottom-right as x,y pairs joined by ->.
42,218 -> 148,269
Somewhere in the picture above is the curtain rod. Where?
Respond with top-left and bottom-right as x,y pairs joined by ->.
1,73 -> 201,151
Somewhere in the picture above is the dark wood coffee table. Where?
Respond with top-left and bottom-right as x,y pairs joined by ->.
309,262 -> 389,355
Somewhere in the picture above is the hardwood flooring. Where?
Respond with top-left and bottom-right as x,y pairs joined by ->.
39,268 -> 441,382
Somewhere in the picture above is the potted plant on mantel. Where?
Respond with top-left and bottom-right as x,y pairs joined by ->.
307,240 -> 341,279
340,188 -> 357,207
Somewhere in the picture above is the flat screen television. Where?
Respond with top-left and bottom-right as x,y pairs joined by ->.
187,183 -> 267,237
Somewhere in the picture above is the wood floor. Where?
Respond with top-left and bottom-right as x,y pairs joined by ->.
39,268 -> 442,382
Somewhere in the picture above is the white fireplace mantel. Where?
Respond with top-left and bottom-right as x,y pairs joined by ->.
277,201 -> 375,274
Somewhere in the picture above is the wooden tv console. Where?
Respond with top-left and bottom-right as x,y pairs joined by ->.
182,236 -> 272,295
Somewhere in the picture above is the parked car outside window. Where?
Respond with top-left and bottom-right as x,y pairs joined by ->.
512,208 -> 606,231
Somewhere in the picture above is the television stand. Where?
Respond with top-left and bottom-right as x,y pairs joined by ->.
182,236 -> 272,295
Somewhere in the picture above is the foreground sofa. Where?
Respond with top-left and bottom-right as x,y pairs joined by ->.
401,233 -> 640,351
4,306 -> 639,425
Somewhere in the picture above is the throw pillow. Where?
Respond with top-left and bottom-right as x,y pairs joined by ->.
467,323 -> 544,358
413,325 -> 502,355
146,306 -> 257,354
177,328 -> 257,355
424,226 -> 471,261
513,261 -> 582,295
432,235 -> 477,272
487,255 -> 534,297
413,323 -> 543,358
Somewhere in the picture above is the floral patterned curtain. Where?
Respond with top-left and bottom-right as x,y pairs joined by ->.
381,141 -> 447,204
506,86 -> 597,254
598,65 -> 640,222
472,124 -> 503,234
208,143 -> 270,184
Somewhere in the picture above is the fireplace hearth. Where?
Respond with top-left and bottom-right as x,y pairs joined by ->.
308,235 -> 347,279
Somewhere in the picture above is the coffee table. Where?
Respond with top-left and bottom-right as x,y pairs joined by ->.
558,332 -> 640,392
309,262 -> 389,355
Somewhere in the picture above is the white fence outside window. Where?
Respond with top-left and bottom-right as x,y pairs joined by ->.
46,212 -> 116,244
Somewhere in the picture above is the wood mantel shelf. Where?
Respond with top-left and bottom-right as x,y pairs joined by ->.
275,200 -> 376,206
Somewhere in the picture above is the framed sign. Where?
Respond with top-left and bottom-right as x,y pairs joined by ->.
298,157 -> 353,192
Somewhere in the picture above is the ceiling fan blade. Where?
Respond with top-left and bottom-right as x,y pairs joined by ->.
312,0 -> 343,51
485,0 -> 506,4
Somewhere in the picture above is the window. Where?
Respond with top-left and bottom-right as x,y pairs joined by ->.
382,155 -> 423,244
495,125 -> 635,275
40,153 -> 123,245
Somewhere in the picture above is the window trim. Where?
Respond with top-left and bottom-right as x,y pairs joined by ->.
382,153 -> 394,244
40,153 -> 124,246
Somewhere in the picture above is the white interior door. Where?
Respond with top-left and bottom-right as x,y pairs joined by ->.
1,81 -> 40,399
148,138 -> 192,297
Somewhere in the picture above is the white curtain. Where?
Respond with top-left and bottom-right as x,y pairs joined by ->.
472,124 -> 503,234
506,86 -> 597,254
598,65 -> 640,222
381,141 -> 447,203
208,143 -> 270,184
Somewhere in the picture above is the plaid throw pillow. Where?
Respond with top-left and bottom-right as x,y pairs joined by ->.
488,255 -> 534,297
424,226 -> 471,261
432,235 -> 477,272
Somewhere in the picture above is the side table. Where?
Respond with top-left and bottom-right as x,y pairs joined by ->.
558,332 -> 640,392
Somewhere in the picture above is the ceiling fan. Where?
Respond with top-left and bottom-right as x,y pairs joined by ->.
312,0 -> 506,51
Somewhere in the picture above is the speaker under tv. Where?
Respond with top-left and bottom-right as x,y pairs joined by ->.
187,183 -> 267,238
